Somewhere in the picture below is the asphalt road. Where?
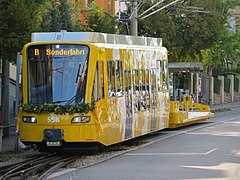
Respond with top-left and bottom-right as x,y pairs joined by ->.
49,104 -> 240,180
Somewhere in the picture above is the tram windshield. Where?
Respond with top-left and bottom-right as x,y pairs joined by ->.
27,44 -> 89,105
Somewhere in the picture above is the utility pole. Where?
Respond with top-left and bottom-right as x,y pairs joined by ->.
121,0 -> 183,36
130,1 -> 138,36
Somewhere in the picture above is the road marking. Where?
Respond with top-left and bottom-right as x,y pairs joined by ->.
125,148 -> 217,156
205,148 -> 217,155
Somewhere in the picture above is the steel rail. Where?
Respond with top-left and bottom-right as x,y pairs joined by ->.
38,155 -> 79,180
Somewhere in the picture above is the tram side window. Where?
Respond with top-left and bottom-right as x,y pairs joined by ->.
150,68 -> 157,94
124,70 -> 133,117
163,60 -> 168,90
140,69 -> 147,110
92,61 -> 104,102
133,69 -> 140,112
107,61 -> 116,97
156,60 -> 162,92
116,61 -> 123,97
125,70 -> 131,93
145,69 -> 150,109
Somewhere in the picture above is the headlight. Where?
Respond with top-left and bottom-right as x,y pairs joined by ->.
71,116 -> 91,123
22,116 -> 37,123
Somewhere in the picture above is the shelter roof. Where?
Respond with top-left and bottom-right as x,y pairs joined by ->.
169,62 -> 203,72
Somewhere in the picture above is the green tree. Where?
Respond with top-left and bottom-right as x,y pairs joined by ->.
0,0 -> 48,137
0,0 -> 47,62
79,2 -> 119,34
138,0 -> 227,62
205,0 -> 240,74
41,0 -> 80,32
206,30 -> 240,74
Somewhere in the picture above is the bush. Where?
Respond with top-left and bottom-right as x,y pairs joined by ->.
214,77 -> 221,94
234,77 -> 239,92
224,77 -> 230,93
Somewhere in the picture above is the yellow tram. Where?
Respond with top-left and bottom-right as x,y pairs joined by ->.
17,31 -> 213,151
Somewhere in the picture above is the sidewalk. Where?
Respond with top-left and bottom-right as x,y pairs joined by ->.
210,101 -> 240,113
1,134 -> 17,153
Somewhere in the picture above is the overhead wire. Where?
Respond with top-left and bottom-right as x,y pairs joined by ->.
139,0 -> 184,20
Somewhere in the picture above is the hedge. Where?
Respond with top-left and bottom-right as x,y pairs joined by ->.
214,77 -> 221,94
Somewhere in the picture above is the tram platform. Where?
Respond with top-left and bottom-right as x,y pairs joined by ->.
168,96 -> 222,128
169,111 -> 214,128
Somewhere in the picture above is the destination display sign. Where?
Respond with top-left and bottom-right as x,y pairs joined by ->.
27,45 -> 87,58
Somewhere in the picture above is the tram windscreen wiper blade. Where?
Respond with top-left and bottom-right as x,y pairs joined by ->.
65,94 -> 80,105
52,100 -> 69,104
75,63 -> 81,85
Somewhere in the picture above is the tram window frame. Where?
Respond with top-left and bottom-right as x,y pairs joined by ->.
107,60 -> 116,98
92,60 -> 104,102
116,60 -> 123,97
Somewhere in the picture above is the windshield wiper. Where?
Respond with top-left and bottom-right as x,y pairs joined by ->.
52,100 -> 69,104
65,94 -> 80,105
75,63 -> 81,85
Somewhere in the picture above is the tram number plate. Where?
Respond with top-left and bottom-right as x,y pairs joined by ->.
47,141 -> 61,146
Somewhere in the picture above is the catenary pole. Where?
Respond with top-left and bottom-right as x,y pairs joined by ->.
130,1 -> 138,36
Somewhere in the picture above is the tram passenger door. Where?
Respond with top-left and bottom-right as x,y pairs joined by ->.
124,70 -> 133,139
150,68 -> 157,131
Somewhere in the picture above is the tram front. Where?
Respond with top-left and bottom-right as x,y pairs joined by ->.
18,43 -> 97,150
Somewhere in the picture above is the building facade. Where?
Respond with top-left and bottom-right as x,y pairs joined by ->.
0,63 -> 17,135
229,6 -> 240,32
69,0 -> 115,19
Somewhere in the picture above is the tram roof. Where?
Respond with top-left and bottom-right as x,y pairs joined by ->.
31,30 -> 162,47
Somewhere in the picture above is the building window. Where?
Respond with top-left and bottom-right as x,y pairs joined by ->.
86,0 -> 94,6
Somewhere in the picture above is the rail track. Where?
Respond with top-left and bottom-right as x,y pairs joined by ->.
0,153 -> 80,180
0,137 -> 148,180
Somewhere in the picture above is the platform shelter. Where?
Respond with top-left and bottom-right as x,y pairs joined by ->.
169,62 -> 203,103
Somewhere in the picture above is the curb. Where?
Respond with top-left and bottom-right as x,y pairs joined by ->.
210,107 -> 231,113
